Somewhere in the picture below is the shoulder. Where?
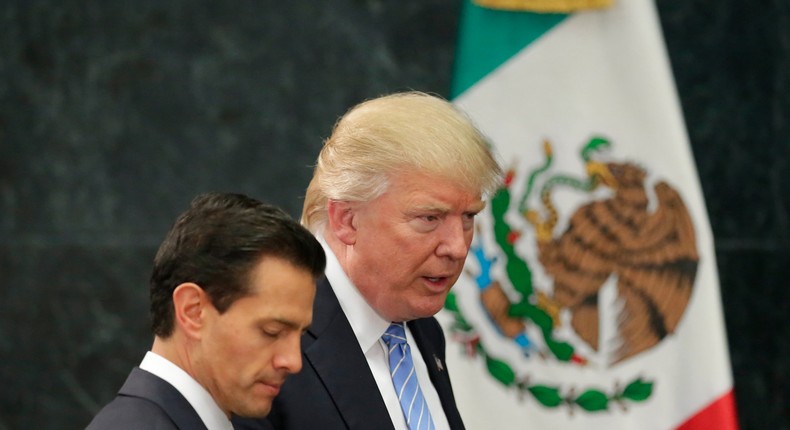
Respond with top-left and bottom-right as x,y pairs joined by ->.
86,368 -> 206,430
86,395 -> 178,430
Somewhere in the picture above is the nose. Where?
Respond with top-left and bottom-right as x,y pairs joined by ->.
273,335 -> 303,374
436,217 -> 471,260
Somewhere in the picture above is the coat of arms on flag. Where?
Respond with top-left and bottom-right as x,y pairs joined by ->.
444,135 -> 698,413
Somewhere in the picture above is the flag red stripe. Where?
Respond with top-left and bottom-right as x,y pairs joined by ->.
676,390 -> 739,430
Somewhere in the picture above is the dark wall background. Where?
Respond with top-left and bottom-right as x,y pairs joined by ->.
0,1 -> 787,429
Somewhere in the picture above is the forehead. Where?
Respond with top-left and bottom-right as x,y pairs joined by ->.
380,171 -> 484,210
231,256 -> 316,318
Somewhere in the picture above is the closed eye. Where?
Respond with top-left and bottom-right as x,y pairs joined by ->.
260,319 -> 309,340
261,328 -> 282,338
260,322 -> 288,339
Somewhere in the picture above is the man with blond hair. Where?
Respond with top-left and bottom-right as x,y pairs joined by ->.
234,92 -> 502,430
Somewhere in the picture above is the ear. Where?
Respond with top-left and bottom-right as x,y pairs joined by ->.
327,200 -> 357,245
172,283 -> 210,340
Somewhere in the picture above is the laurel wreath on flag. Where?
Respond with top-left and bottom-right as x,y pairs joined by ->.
443,137 -> 654,412
445,292 -> 653,412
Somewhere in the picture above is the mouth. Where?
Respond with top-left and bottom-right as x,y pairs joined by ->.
255,380 -> 283,397
422,276 -> 452,292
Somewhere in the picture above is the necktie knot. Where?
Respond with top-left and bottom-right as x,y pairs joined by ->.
383,322 -> 407,346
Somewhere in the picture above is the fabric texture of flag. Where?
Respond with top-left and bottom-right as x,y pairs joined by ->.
439,0 -> 739,428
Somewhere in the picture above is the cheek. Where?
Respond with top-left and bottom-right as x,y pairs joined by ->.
214,330 -> 260,370
226,343 -> 273,388
354,228 -> 435,286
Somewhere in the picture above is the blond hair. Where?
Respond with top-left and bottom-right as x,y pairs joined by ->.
302,91 -> 502,232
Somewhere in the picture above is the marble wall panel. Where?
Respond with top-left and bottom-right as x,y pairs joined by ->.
1,0 -> 788,428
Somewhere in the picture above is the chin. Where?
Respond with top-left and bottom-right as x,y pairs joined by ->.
235,404 -> 272,419
415,299 -> 447,319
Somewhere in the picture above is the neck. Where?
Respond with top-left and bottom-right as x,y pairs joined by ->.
151,335 -> 194,380
150,336 -> 231,419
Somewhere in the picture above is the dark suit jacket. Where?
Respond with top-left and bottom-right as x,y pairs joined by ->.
233,277 -> 465,430
86,367 -> 208,430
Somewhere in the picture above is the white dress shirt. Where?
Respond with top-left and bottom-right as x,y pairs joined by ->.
320,236 -> 451,430
139,351 -> 234,430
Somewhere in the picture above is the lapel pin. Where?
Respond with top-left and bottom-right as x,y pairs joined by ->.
434,354 -> 444,371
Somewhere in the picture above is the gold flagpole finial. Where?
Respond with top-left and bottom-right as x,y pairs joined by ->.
473,0 -> 613,13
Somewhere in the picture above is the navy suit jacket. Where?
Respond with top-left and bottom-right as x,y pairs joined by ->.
233,277 -> 465,430
86,367 -> 207,430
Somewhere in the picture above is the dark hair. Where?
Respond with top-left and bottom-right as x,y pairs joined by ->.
150,192 -> 325,337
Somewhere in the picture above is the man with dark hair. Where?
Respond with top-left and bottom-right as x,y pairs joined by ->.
86,192 -> 326,430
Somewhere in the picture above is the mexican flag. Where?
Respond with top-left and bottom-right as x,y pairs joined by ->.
439,0 -> 740,428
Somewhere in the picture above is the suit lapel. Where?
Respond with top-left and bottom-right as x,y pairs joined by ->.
304,278 -> 395,430
409,319 -> 466,430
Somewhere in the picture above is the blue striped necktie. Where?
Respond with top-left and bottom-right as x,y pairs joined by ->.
382,322 -> 436,430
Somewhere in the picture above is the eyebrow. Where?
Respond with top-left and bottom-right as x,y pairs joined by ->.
411,204 -> 449,213
264,317 -> 311,333
411,200 -> 486,214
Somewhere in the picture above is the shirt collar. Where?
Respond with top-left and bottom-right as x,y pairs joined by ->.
319,234 -> 391,352
140,351 -> 233,430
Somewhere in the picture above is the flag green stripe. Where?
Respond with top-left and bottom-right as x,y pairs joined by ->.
451,0 -> 567,99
